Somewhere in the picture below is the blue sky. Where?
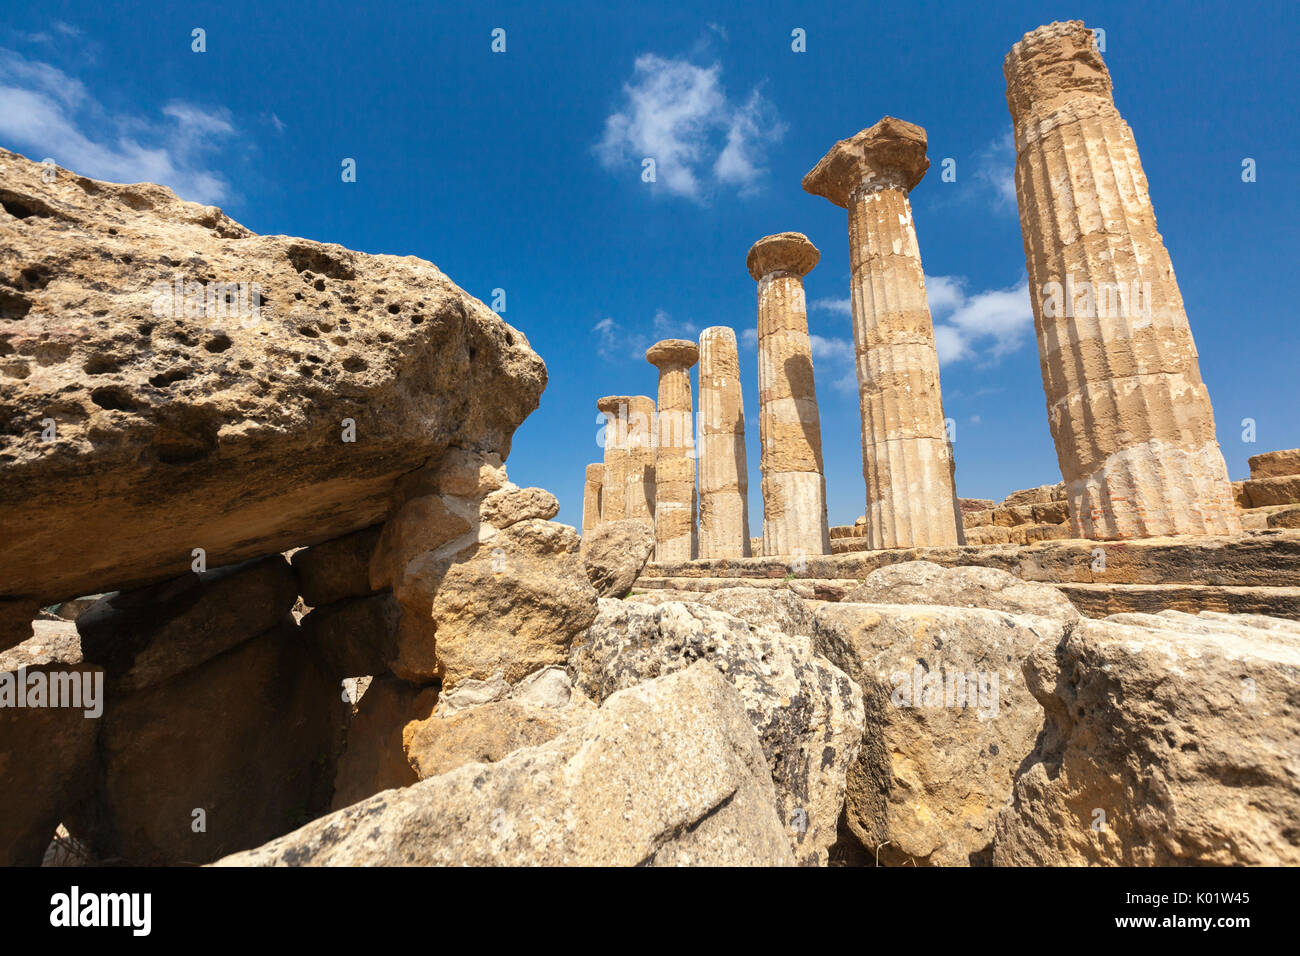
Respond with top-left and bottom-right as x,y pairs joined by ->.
3,1 -> 1296,530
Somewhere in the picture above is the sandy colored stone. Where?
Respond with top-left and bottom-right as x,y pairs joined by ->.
1242,476 -> 1300,508
214,663 -> 796,866
647,341 -> 699,563
698,586 -> 817,638
1003,22 -> 1240,539
290,524 -> 382,607
623,395 -> 657,534
479,483 -> 559,528
581,462 -> 603,533
570,599 -> 863,865
813,601 -> 1067,865
803,118 -> 962,551
399,519 -> 598,686
1249,448 -> 1300,481
76,554 -> 298,693
963,525 -> 1012,546
844,560 -> 1079,625
1267,506 -> 1300,530
331,673 -> 439,811
697,327 -> 751,558
748,233 -> 830,558
596,396 -> 633,523
995,610 -> 1300,865
0,149 -> 544,621
367,493 -> 474,592
579,518 -> 655,597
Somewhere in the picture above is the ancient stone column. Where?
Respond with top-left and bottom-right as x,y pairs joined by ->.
746,233 -> 830,558
646,340 -> 698,563
623,395 -> 657,534
803,117 -> 963,550
697,327 -> 751,558
595,396 -> 630,523
1004,21 -> 1240,538
581,463 -> 604,533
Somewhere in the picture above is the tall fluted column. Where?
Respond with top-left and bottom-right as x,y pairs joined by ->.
646,340 -> 698,563
803,117 -> 963,550
581,463 -> 604,533
1004,21 -> 1240,538
697,327 -> 751,558
595,395 -> 630,523
624,395 -> 657,534
747,233 -> 830,558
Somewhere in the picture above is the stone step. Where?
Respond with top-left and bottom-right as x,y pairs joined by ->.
634,576 -> 862,602
1058,584 -> 1300,620
633,576 -> 1300,621
646,531 -> 1300,587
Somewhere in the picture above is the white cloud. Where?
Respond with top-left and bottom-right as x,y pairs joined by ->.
809,297 -> 851,316
596,53 -> 784,200
972,131 -> 1017,211
593,309 -> 700,362
927,273 -> 1034,365
0,48 -> 236,204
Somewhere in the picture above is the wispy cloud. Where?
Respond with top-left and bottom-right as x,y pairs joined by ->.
927,273 -> 1033,364
972,131 -> 1017,211
0,47 -> 237,204
593,309 -> 700,362
596,53 -> 784,201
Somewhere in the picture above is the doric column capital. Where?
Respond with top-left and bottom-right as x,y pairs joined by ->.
595,394 -> 633,417
1003,21 -> 1113,130
746,232 -> 819,280
645,339 -> 699,370
802,116 -> 929,207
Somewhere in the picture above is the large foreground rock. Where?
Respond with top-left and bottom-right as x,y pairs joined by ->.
580,519 -> 656,597
994,610 -> 1300,865
813,602 -> 1067,865
569,599 -> 863,865
0,147 -> 546,628
86,618 -> 345,864
214,663 -> 795,866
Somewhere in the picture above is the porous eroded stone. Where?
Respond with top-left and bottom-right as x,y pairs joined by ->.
994,611 -> 1300,865
813,601 -> 1066,865
478,483 -> 560,529
569,599 -> 863,865
0,147 -> 545,625
214,664 -> 796,866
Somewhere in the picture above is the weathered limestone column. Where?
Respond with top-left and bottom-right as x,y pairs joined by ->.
697,327 -> 751,558
595,395 -> 630,523
623,395 -> 657,534
1004,21 -> 1240,538
646,340 -> 698,563
803,117 -> 963,550
581,463 -> 604,533
747,233 -> 830,558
